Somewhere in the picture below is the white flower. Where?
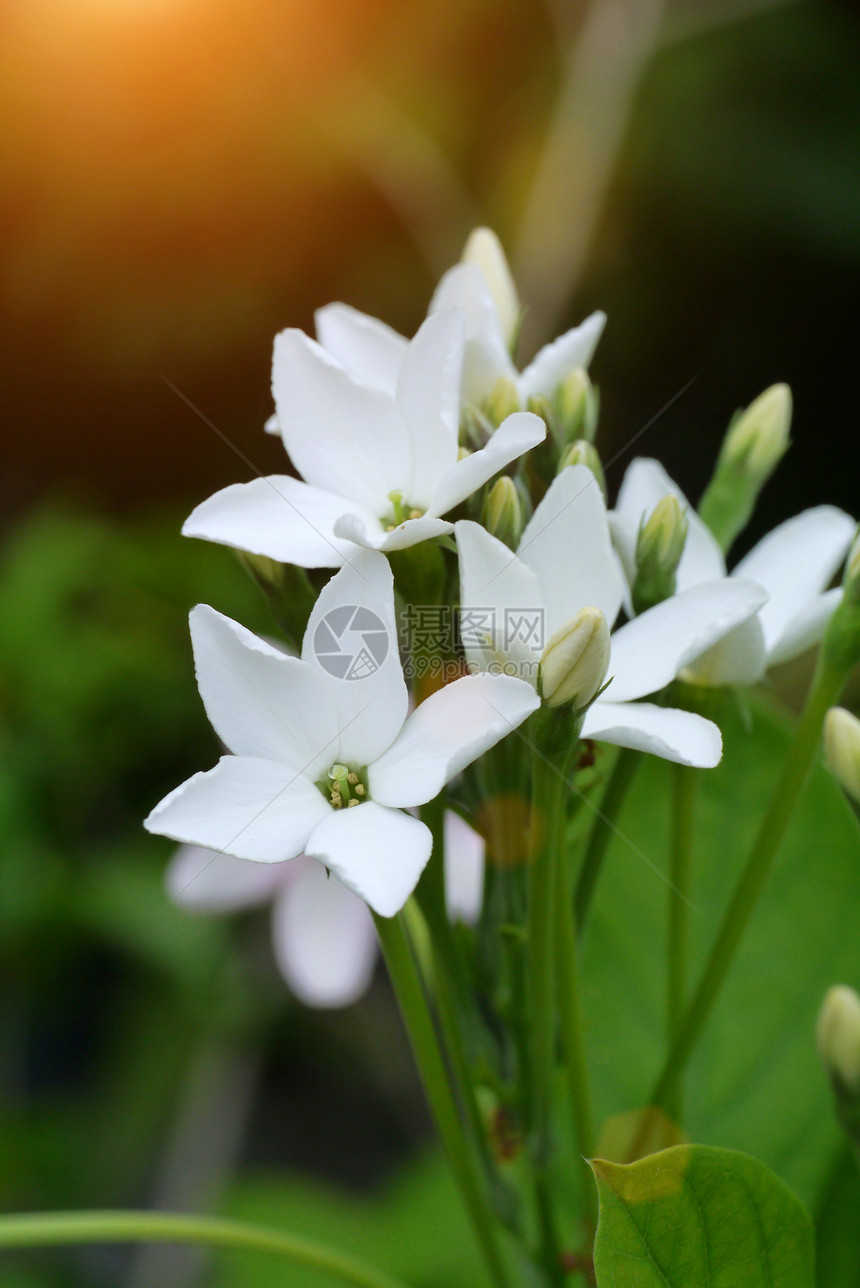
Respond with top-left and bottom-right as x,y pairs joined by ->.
612,458 -> 856,685
184,310 -> 544,569
456,465 -> 768,767
145,552 -> 536,916
276,228 -> 604,417
165,813 -> 484,1009
429,229 -> 606,409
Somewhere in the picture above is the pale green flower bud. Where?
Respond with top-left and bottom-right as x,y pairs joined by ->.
461,404 -> 494,450
843,529 -> 860,605
818,985 -> 860,1147
235,550 -> 284,587
462,227 -> 520,350
540,606 -> 610,710
526,393 -> 559,439
722,384 -> 792,480
633,495 -> 689,615
824,707 -> 860,803
556,368 -> 599,445
699,383 -> 792,554
818,985 -> 860,1095
558,439 -> 606,501
483,377 -> 521,428
637,495 -> 688,569
482,476 -> 525,550
821,530 -> 860,677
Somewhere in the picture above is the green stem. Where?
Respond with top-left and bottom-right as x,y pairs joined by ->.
0,1211 -> 410,1288
554,840 -> 596,1230
666,763 -> 698,1122
649,656 -> 848,1113
374,912 -> 512,1288
526,746 -> 567,1282
574,747 -> 640,937
417,800 -> 509,1222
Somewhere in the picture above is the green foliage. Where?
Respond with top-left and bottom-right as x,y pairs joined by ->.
584,690 -> 860,1206
215,1154 -> 494,1288
591,1143 -> 814,1287
815,1147 -> 860,1287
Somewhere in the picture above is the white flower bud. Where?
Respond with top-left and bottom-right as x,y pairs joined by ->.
824,707 -> 860,803
462,227 -> 520,349
817,985 -> 860,1094
540,606 -> 610,710
722,383 -> 792,482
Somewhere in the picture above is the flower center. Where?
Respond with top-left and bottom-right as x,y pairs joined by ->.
317,763 -> 370,809
384,489 -> 424,532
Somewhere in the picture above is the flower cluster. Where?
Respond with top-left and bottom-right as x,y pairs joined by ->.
145,228 -> 855,1004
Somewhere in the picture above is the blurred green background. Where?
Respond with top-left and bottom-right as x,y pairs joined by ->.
2,0 -> 860,1284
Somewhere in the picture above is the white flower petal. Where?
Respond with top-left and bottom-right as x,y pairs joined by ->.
369,673 -> 539,808
333,511 -> 454,552
769,587 -> 843,667
517,465 -> 625,635
396,311 -> 463,506
613,457 -> 725,592
455,520 -> 544,675
191,605 -> 340,773
682,616 -> 767,688
518,311 -> 606,402
301,553 -> 408,766
427,411 -> 545,519
272,329 -> 411,513
444,812 -> 485,924
182,476 -> 378,569
166,844 -> 290,911
271,859 -> 378,1007
733,506 -> 855,654
314,303 -> 407,395
582,702 -> 723,767
145,757 -> 330,862
305,802 -> 432,917
264,412 -> 280,435
429,262 -> 515,404
604,579 -> 767,703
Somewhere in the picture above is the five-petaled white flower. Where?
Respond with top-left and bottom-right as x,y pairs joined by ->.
456,465 -> 768,767
183,309 -> 544,569
612,458 -> 856,685
146,553 -> 536,916
166,814 -> 485,1009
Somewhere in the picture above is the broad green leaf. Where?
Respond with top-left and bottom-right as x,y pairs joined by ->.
584,690 -> 860,1206
592,1143 -> 814,1287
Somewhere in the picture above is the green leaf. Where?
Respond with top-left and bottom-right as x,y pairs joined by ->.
584,690 -> 860,1207
591,1143 -> 814,1287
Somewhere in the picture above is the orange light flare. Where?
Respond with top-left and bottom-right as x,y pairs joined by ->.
0,0 -> 391,364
